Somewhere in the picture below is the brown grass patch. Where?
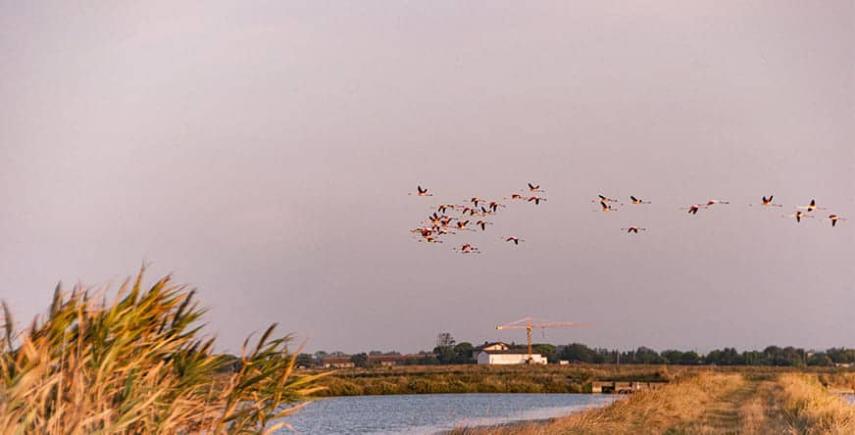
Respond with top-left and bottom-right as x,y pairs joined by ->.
453,371 -> 743,434
778,373 -> 855,434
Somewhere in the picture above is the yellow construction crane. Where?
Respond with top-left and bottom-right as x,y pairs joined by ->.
496,317 -> 587,363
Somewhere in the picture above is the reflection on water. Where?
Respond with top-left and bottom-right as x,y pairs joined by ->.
283,393 -> 618,435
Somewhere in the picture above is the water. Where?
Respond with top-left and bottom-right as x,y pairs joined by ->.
282,393 -> 618,434
843,394 -> 855,404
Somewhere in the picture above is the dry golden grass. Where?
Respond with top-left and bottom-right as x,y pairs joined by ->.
777,373 -> 855,434
0,269 -> 327,434
454,371 -> 745,435
454,372 -> 855,434
738,395 -> 767,434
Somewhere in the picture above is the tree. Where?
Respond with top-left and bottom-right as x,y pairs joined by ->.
808,353 -> 833,367
452,342 -> 475,364
433,346 -> 456,364
679,351 -> 701,365
350,353 -> 370,368
531,344 -> 557,362
295,353 -> 314,368
634,347 -> 665,364
436,332 -> 456,348
433,332 -> 458,364
661,350 -> 685,365
560,343 -> 596,363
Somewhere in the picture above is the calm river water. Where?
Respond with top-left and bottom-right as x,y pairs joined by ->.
282,393 -> 618,434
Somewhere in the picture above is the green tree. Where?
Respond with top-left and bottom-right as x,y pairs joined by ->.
350,353 -> 370,368
532,344 -> 557,362
807,352 -> 833,366
295,353 -> 314,368
661,350 -> 684,365
453,342 -> 475,364
560,343 -> 596,363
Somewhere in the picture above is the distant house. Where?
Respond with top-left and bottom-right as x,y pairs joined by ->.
472,342 -> 511,358
367,354 -> 420,366
475,349 -> 547,365
321,356 -> 355,369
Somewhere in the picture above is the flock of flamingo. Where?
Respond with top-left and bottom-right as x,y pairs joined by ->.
410,184 -> 847,254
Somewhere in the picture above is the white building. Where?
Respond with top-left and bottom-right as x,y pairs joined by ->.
476,350 -> 547,365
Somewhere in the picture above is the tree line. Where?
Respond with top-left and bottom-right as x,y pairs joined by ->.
293,333 -> 855,368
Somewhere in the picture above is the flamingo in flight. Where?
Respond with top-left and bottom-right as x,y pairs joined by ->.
785,210 -> 813,223
454,243 -> 480,254
599,200 -> 615,213
629,196 -> 651,205
685,204 -> 705,215
476,220 -> 492,231
437,203 -> 460,214
622,226 -> 647,234
597,194 -> 619,203
705,199 -> 730,206
527,183 -> 544,192
505,236 -> 524,245
456,220 -> 473,230
528,196 -> 547,205
410,186 -> 432,197
411,227 -> 433,238
751,195 -> 782,208
828,214 -> 846,227
798,199 -> 823,213
461,207 -> 479,217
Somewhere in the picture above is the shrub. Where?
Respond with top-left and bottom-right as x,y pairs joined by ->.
0,269 -> 326,433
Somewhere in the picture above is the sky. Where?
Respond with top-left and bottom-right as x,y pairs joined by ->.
1,1 -> 853,354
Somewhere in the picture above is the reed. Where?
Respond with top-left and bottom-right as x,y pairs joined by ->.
0,269 -> 326,434
778,373 -> 855,434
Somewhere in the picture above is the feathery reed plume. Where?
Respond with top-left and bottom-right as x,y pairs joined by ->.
0,267 -> 326,433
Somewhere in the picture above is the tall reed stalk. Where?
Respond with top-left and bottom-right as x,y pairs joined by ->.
0,269 -> 326,434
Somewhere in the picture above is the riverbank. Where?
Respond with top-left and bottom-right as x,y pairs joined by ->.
309,364 -> 674,396
452,370 -> 855,434
308,364 -> 855,397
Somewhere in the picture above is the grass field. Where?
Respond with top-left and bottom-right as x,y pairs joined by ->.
451,369 -> 855,434
311,363 -> 855,397
311,364 -> 675,396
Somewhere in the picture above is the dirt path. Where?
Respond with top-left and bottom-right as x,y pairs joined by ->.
677,374 -> 790,434
456,372 -> 841,434
697,377 -> 761,433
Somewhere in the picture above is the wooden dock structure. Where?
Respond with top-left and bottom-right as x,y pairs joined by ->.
591,380 -> 666,394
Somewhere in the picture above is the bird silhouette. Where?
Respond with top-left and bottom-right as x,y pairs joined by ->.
476,220 -> 492,231
828,214 -> 846,227
629,196 -> 651,205
706,199 -> 730,206
798,199 -> 824,213
527,183 -> 544,192
410,186 -> 432,197
599,200 -> 616,213
454,243 -> 480,254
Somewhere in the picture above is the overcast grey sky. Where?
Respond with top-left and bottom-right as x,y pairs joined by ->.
2,1 -> 853,354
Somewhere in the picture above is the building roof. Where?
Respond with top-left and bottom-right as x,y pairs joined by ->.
321,356 -> 353,364
475,341 -> 511,350
479,349 -> 542,356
